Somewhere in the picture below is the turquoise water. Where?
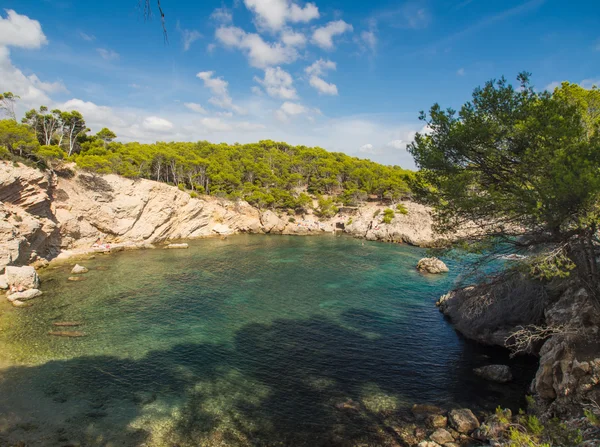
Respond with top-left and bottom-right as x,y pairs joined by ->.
0,235 -> 535,446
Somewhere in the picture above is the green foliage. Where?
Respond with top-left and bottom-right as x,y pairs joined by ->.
373,209 -> 380,218
178,183 -> 185,191
502,408 -> 583,447
316,195 -> 339,218
189,191 -> 199,199
408,73 -> 600,302
0,119 -> 39,158
395,203 -> 408,214
346,218 -> 353,225
382,208 -> 395,224
288,217 -> 296,223
584,409 -> 600,426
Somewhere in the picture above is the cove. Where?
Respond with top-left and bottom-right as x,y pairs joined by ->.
0,235 -> 536,446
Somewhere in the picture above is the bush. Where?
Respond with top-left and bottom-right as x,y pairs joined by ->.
178,183 -> 185,191
288,217 -> 296,223
373,209 -> 380,218
316,195 -> 339,218
396,203 -> 408,214
382,208 -> 395,224
190,191 -> 199,199
346,218 -> 353,225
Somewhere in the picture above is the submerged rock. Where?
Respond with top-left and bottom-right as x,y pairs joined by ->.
166,243 -> 189,249
53,322 -> 83,327
417,257 -> 449,274
7,288 -> 42,302
71,264 -> 89,274
473,364 -> 513,383
68,276 -> 86,281
5,266 -> 40,290
448,408 -> 480,434
48,331 -> 86,337
412,403 -> 445,418
12,299 -> 33,308
427,414 -> 448,429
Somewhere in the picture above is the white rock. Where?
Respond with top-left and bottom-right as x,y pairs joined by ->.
417,257 -> 449,274
7,288 -> 42,302
5,266 -> 40,290
0,275 -> 7,289
71,264 -> 89,274
166,243 -> 189,249
212,224 -> 233,235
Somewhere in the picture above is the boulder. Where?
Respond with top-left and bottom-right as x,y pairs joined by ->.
166,243 -> 189,249
6,288 -> 42,302
417,442 -> 441,447
448,409 -> 480,434
427,414 -> 448,429
0,275 -> 8,289
71,264 -> 89,274
417,257 -> 449,274
430,428 -> 454,445
5,266 -> 40,290
474,365 -> 513,383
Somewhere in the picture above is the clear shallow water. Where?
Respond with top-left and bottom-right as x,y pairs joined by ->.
0,235 -> 536,446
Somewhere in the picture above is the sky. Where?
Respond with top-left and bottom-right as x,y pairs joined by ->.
1,0 -> 599,168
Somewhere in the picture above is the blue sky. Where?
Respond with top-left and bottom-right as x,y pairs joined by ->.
1,0 -> 599,168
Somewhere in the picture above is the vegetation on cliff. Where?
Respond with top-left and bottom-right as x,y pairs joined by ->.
409,74 -> 600,308
0,97 -> 413,211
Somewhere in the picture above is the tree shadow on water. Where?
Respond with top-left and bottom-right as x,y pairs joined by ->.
0,309 -> 536,447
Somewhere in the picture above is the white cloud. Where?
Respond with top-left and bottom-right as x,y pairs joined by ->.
311,20 -> 353,50
199,117 -> 232,132
305,59 -> 338,95
27,74 -> 68,94
581,78 -> 600,89
196,71 -> 245,114
63,98 -> 128,128
243,0 -> 319,31
143,116 -> 174,131
275,101 -> 308,121
254,66 -> 297,99
79,31 -> 96,42
0,9 -> 47,49
0,47 -> 51,108
181,28 -> 202,51
359,143 -> 375,153
457,68 -> 465,76
97,48 -> 119,60
184,102 -> 208,114
386,139 -> 405,149
215,26 -> 298,68
281,29 -> 306,47
251,86 -> 264,95
308,76 -> 337,95
360,30 -> 377,52
545,81 -> 561,91
210,7 -> 233,24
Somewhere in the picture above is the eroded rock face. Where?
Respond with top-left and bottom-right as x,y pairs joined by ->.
417,257 -> 449,274
473,365 -> 513,383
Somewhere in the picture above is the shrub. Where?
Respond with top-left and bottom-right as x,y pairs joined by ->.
373,209 -> 380,218
346,218 -> 353,225
190,191 -> 199,199
288,217 -> 296,223
382,208 -> 395,224
316,195 -> 339,218
396,203 -> 408,214
178,183 -> 185,191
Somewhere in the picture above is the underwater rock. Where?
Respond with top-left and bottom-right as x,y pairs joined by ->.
71,264 -> 89,274
68,276 -> 86,281
473,364 -> 513,383
11,299 -> 33,308
427,414 -> 448,428
53,322 -> 83,327
412,403 -> 445,419
7,288 -> 42,302
417,257 -> 449,274
48,331 -> 86,337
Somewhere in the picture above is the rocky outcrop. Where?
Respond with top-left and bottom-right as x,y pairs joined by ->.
5,266 -> 40,290
417,257 -> 449,274
448,409 -> 480,434
438,274 -> 600,420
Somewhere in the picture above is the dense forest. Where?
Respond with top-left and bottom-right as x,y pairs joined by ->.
0,95 -> 413,210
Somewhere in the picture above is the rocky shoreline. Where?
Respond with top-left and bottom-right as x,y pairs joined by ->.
0,161 -> 452,273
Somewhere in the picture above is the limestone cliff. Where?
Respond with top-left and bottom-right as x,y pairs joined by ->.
0,162 -> 444,271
